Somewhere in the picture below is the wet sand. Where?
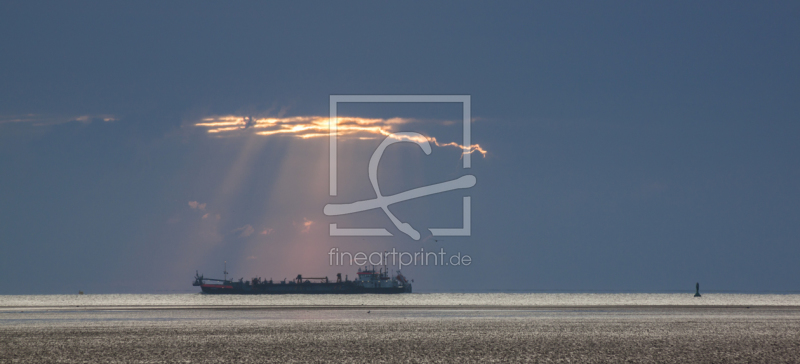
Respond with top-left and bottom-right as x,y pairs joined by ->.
2,306 -> 799,363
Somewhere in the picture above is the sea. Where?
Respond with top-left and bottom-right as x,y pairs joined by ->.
3,292 -> 800,308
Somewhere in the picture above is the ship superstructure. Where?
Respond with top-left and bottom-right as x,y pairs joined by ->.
192,265 -> 411,294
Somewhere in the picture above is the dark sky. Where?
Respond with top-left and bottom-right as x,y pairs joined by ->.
1,1 -> 798,294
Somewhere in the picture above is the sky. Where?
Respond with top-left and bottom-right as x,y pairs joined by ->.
1,1 -> 799,294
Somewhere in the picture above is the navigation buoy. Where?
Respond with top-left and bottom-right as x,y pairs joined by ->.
694,282 -> 701,297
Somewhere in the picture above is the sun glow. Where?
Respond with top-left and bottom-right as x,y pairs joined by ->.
194,115 -> 487,157
183,114 -> 489,276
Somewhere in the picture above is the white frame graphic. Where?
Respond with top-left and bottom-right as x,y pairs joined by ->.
328,95 -> 472,238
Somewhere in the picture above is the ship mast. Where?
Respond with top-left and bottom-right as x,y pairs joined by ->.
224,261 -> 228,283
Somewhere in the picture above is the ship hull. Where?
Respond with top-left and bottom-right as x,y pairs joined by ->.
200,283 -> 411,294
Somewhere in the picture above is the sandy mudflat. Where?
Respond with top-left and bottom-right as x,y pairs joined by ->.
1,307 -> 799,363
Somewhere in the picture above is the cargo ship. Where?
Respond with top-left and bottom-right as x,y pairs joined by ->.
192,265 -> 412,294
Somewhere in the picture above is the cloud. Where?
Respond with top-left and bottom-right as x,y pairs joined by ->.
0,114 -> 117,126
296,218 -> 314,233
72,115 -> 117,124
232,224 -> 255,238
261,228 -> 274,235
194,114 -> 487,157
188,201 -> 206,210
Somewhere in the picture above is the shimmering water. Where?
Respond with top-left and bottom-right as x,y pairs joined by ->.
2,292 -> 799,308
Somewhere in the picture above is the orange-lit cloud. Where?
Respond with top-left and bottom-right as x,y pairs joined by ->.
194,115 -> 487,157
187,201 -> 219,222
296,218 -> 314,233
